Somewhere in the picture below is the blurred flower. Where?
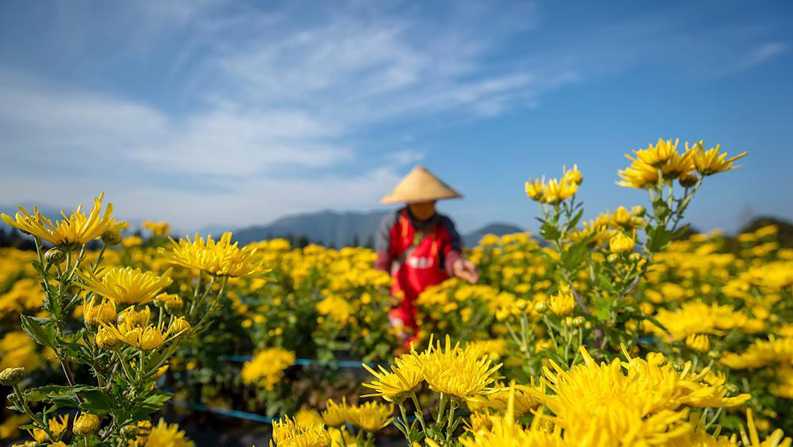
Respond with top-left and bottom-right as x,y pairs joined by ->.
609,232 -> 635,254
241,348 -> 295,390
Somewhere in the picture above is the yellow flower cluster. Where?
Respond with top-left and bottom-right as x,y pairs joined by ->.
364,336 -> 501,404
322,399 -> 393,432
537,347 -> 750,445
241,347 -> 296,390
618,138 -> 746,189
524,165 -> 583,204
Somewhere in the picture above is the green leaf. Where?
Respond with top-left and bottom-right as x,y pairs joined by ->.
19,315 -> 56,348
77,388 -> 116,415
646,225 -> 673,253
126,391 -> 174,421
566,208 -> 585,232
562,239 -> 589,272
539,220 -> 561,242
142,391 -> 172,409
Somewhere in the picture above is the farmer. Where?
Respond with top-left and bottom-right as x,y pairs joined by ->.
375,166 -> 479,345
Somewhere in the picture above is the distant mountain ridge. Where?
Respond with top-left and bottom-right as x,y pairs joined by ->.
462,222 -> 525,247
232,209 -> 525,248
234,209 -> 390,247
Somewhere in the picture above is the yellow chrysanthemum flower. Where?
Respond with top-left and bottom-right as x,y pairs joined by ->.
465,339 -> 507,361
721,337 -> 793,370
362,350 -> 424,403
105,321 -> 167,351
548,289 -> 576,316
461,388 -> 564,447
32,414 -> 69,442
609,232 -> 635,253
161,232 -> 262,277
635,138 -> 680,167
316,295 -> 352,325
418,336 -> 501,402
167,317 -> 191,337
271,417 -> 331,447
541,178 -> 578,204
321,399 -> 352,427
83,298 -> 117,326
691,142 -> 748,176
349,401 -> 393,432
142,220 -> 171,237
95,325 -> 120,349
524,179 -> 544,201
241,348 -> 295,390
537,347 -> 749,446
468,384 -> 542,417
119,306 -> 152,327
143,419 -> 194,447
81,267 -> 172,305
0,193 -> 126,248
617,156 -> 660,189
685,334 -> 711,353
740,409 -> 791,447
295,408 -> 324,428
562,164 -> 583,186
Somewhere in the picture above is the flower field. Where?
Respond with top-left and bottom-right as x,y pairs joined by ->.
2,139 -> 793,446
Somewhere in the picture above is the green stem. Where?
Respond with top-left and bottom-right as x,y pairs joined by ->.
445,398 -> 457,443
410,392 -> 428,433
435,393 -> 447,428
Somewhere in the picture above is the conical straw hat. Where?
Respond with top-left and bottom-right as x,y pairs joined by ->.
380,165 -> 462,204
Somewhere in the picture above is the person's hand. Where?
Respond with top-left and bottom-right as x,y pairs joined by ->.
452,258 -> 479,283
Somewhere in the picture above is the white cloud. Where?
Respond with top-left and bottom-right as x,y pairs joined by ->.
386,150 -> 424,166
740,42 -> 788,70
0,1 -> 555,225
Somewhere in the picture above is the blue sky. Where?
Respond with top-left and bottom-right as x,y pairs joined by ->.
0,0 -> 791,234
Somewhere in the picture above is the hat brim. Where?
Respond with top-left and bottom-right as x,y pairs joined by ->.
380,191 -> 462,205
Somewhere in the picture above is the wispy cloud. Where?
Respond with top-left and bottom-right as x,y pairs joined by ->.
0,0 -> 789,230
0,0 -> 553,229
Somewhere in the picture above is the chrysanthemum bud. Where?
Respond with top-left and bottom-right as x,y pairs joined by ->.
0,367 -> 25,385
84,299 -> 117,326
120,424 -> 139,438
45,247 -> 65,265
678,172 -> 699,188
631,205 -> 646,217
156,293 -> 183,312
11,442 -> 38,447
95,326 -> 120,349
609,232 -> 635,254
154,364 -> 169,379
74,413 -> 101,435
101,229 -> 123,245
168,317 -> 191,336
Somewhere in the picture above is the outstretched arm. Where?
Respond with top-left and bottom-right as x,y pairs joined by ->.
441,217 -> 479,283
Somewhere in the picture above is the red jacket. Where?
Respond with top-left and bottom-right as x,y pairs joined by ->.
374,208 -> 463,300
